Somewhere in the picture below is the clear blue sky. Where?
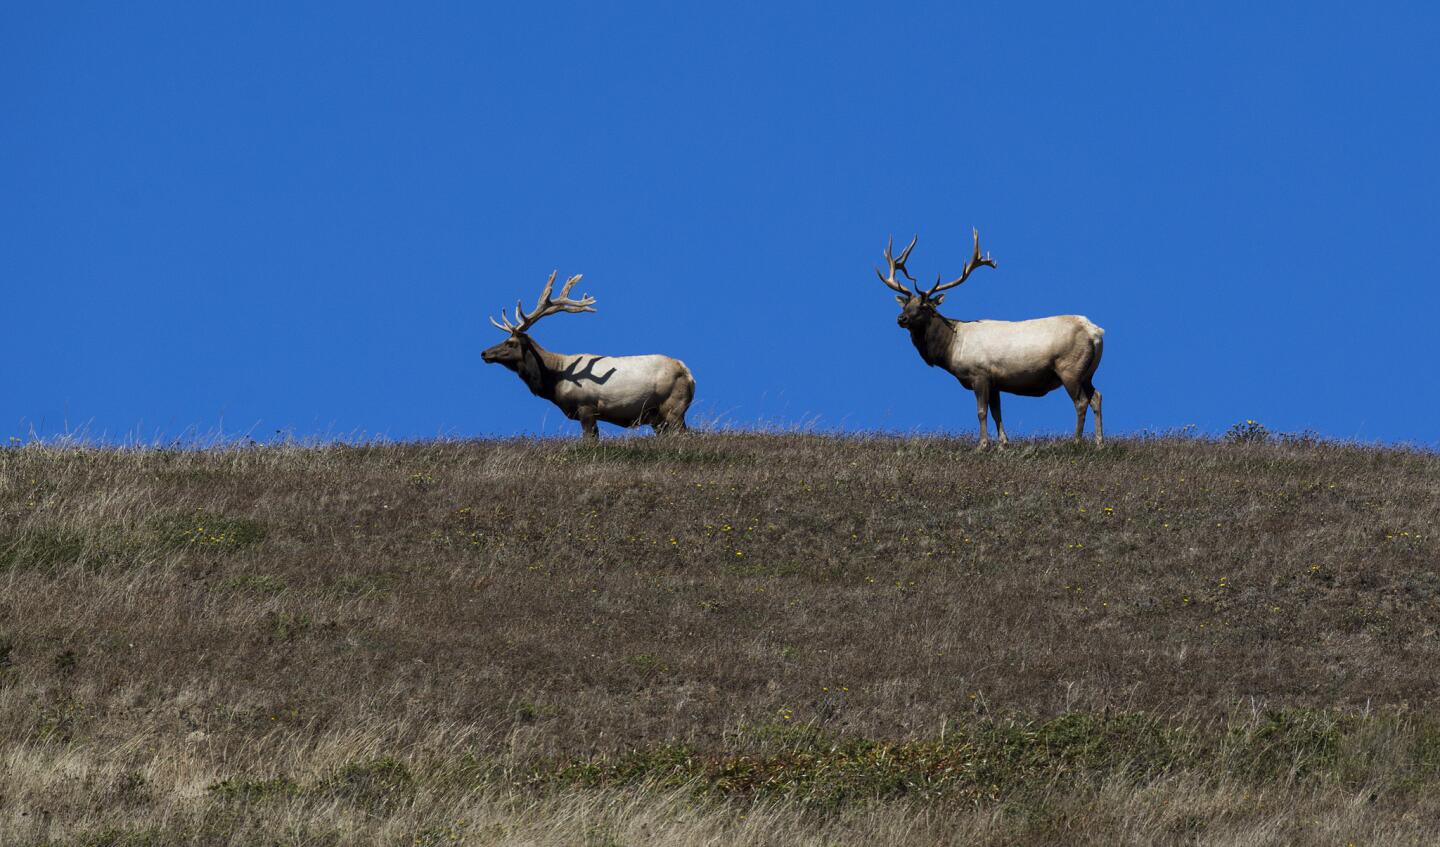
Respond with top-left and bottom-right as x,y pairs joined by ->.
4,3 -> 1437,444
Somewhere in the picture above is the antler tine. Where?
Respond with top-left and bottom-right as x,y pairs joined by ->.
550,274 -> 597,312
925,227 -> 997,297
489,301 -> 521,333
894,234 -> 917,278
534,270 -> 559,310
875,234 -> 920,295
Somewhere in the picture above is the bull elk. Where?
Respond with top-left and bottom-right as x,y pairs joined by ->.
482,271 -> 695,439
875,230 -> 1105,447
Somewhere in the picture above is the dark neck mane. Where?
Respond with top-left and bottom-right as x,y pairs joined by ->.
908,312 -> 957,367
515,337 -> 560,400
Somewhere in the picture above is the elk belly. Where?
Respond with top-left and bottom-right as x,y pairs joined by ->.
996,372 -> 1064,397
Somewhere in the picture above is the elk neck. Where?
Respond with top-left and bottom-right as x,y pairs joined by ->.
908,311 -> 959,368
514,336 -> 566,400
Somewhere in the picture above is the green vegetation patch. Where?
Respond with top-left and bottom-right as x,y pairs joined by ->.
543,713 -> 1183,806
0,512 -> 265,574
319,756 -> 415,812
0,527 -> 133,572
1224,708 -> 1343,780
533,710 -> 1440,808
151,511 -> 267,551
208,758 -> 413,814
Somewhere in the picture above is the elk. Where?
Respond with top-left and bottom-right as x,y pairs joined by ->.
875,229 -> 1104,447
482,271 -> 695,439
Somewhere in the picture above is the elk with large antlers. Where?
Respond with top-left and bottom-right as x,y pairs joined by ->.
481,271 -> 695,439
875,229 -> 1104,447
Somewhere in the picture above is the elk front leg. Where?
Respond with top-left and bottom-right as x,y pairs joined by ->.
974,384 -> 991,449
578,408 -> 600,441
989,388 -> 1008,448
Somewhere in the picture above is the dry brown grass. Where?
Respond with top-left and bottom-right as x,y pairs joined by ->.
2,433 -> 1438,845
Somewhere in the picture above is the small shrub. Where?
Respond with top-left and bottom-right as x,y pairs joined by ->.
1224,419 -> 1270,444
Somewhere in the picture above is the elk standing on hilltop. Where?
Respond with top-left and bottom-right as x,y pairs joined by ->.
875,230 -> 1104,447
482,271 -> 695,439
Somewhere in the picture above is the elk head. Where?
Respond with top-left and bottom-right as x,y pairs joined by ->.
875,229 -> 996,329
482,270 -> 596,370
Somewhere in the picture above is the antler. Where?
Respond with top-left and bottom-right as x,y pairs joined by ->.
488,270 -> 596,334
923,228 -> 996,298
874,235 -> 919,296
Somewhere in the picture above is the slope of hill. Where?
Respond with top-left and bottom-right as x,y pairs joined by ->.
2,434 -> 1438,845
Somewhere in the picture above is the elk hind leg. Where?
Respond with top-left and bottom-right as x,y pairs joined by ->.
1086,381 -> 1103,444
1063,380 -> 1089,442
652,414 -> 687,436
655,412 -> 688,435
652,394 -> 690,436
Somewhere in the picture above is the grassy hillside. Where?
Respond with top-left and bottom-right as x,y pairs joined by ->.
2,434 -> 1438,845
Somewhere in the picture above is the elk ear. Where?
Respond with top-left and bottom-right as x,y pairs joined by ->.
895,295 -> 907,305
933,293 -> 946,305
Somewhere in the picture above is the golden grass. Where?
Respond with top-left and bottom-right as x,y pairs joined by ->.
2,434 -> 1438,844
